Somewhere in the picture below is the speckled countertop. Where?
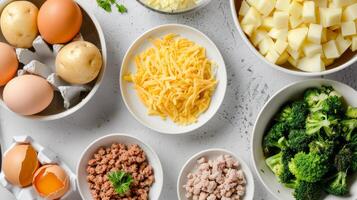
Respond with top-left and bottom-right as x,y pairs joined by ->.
0,0 -> 356,200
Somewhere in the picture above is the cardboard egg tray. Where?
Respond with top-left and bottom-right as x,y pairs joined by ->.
0,136 -> 76,200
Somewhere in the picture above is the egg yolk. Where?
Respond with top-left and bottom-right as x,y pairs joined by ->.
34,171 -> 64,195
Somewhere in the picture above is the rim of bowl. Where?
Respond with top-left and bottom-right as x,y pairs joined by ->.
136,0 -> 212,15
229,0 -> 357,77
119,23 -> 227,134
177,148 -> 255,200
76,133 -> 164,199
0,0 -> 107,121
250,78 -> 357,200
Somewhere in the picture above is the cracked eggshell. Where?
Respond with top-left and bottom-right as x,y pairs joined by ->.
0,1 -> 38,48
33,165 -> 70,199
56,41 -> 102,84
3,74 -> 54,115
38,0 -> 82,44
0,42 -> 18,86
2,144 -> 40,187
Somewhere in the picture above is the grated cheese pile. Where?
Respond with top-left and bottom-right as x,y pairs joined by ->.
144,0 -> 198,12
124,34 -> 217,125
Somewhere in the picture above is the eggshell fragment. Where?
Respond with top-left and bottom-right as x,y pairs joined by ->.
56,41 -> 102,84
37,0 -> 82,44
3,75 -> 54,115
0,1 -> 38,48
33,165 -> 69,199
2,144 -> 39,187
0,42 -> 18,86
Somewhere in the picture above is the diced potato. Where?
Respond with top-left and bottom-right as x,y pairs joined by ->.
276,51 -> 290,64
268,28 -> 288,40
242,24 -> 256,36
321,55 -> 334,66
259,37 -> 275,55
328,25 -> 340,31
275,0 -> 290,11
303,42 -> 323,57
335,34 -> 352,54
319,8 -> 342,28
242,7 -> 262,27
332,0 -> 355,8
256,0 -> 276,16
265,48 -> 280,63
322,40 -> 340,59
351,35 -> 357,51
290,15 -> 304,29
273,11 -> 289,29
297,54 -> 325,72
239,0 -> 251,16
288,56 -> 298,66
288,27 -> 308,50
341,21 -> 356,37
246,0 -> 258,7
307,24 -> 323,44
274,39 -> 289,54
287,46 -> 302,60
321,28 -> 328,43
315,0 -> 328,8
326,29 -> 339,41
302,1 -> 316,23
251,29 -> 268,46
262,17 -> 274,30
342,3 -> 357,21
289,1 -> 303,19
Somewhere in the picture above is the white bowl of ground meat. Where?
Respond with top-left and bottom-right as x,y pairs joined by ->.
76,134 -> 163,200
177,149 -> 255,200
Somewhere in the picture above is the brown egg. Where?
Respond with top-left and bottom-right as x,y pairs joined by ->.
2,144 -> 39,187
3,75 -> 54,116
0,42 -> 18,86
37,0 -> 82,44
33,165 -> 70,199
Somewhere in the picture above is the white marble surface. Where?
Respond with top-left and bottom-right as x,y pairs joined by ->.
0,0 -> 356,200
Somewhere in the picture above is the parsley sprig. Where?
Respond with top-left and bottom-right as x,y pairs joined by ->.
96,0 -> 127,13
107,171 -> 133,195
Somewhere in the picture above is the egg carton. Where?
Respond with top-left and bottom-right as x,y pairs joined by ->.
0,136 -> 77,200
16,34 -> 91,109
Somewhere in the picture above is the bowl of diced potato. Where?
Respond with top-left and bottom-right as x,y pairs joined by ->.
230,0 -> 357,76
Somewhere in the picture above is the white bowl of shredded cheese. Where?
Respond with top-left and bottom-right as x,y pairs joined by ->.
137,0 -> 212,14
120,24 -> 227,134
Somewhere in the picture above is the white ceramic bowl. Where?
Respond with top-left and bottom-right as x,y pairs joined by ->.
230,0 -> 357,77
177,148 -> 255,200
136,0 -> 212,14
251,79 -> 357,200
120,24 -> 227,134
76,133 -> 164,200
0,0 -> 107,120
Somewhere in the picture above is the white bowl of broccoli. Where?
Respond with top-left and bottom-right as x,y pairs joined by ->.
251,78 -> 357,200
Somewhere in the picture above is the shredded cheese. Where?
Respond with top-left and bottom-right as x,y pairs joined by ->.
144,0 -> 198,12
124,34 -> 218,125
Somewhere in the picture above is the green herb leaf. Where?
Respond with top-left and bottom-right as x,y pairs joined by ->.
107,171 -> 133,195
116,3 -> 127,13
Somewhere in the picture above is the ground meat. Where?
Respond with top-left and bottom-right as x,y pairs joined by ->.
184,155 -> 246,200
87,143 -> 155,200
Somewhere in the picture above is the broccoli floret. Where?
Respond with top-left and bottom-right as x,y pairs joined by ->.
288,152 -> 329,182
304,87 -> 328,108
265,147 -> 295,183
286,180 -> 322,200
306,112 -> 339,137
346,106 -> 357,119
277,101 -> 309,129
349,134 -> 357,172
324,172 -> 348,196
288,129 -> 311,152
341,119 -> 357,141
263,123 -> 287,154
309,139 -> 335,161
324,146 -> 352,196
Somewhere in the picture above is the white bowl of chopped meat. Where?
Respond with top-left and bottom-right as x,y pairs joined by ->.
76,133 -> 163,200
177,148 -> 255,200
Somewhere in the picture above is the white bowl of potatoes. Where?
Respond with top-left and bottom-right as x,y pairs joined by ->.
230,0 -> 356,76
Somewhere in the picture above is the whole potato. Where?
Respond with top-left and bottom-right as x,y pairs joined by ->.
0,1 -> 38,48
56,41 -> 102,84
